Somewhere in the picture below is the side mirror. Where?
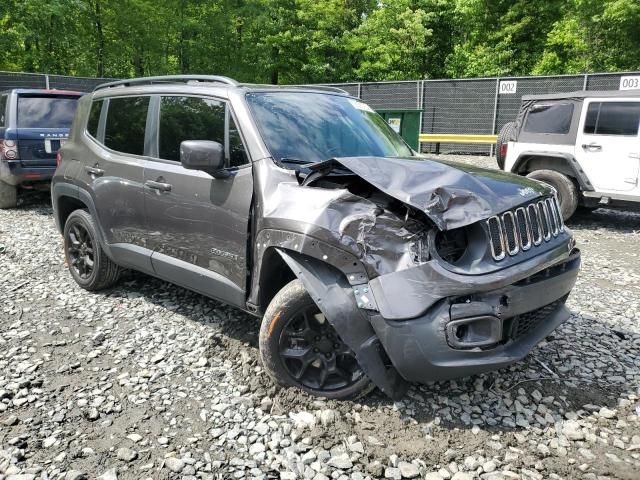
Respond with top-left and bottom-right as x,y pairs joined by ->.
180,140 -> 226,177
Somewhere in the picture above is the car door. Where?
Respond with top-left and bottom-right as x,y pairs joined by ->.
74,95 -> 151,272
575,99 -> 640,192
143,94 -> 253,307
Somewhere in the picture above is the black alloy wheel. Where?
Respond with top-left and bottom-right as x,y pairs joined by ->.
63,209 -> 120,291
67,223 -> 95,279
278,305 -> 364,392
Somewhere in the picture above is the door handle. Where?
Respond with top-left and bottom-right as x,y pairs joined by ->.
581,143 -> 602,152
629,153 -> 640,160
145,180 -> 172,192
84,165 -> 104,177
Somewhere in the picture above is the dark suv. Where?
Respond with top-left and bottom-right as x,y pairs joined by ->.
0,89 -> 82,208
52,76 -> 581,399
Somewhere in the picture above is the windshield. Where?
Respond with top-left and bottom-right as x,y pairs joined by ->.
246,92 -> 413,163
17,95 -> 79,129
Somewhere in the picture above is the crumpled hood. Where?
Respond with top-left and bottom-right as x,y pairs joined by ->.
325,156 -> 552,230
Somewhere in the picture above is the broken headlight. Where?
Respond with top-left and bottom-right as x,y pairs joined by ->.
433,223 -> 487,267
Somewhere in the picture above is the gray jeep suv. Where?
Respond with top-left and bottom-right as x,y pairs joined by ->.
52,75 -> 581,399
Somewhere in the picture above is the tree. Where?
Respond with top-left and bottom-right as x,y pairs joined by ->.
347,1 -> 434,81
533,0 -> 640,74
0,0 -> 638,82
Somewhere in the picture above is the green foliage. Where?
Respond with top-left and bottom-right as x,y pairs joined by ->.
0,0 -> 638,82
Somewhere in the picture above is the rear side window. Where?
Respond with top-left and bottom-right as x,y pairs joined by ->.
524,102 -> 574,134
0,95 -> 7,126
86,100 -> 102,138
104,96 -> 149,155
158,96 -> 225,162
17,95 -> 79,128
583,102 -> 640,136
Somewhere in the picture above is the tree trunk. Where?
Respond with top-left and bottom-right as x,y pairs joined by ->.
94,0 -> 105,77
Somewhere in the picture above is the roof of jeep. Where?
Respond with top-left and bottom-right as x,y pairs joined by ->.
93,75 -> 350,96
522,90 -> 640,101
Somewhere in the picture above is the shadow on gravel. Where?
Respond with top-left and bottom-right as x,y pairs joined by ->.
567,206 -> 640,231
15,189 -> 52,211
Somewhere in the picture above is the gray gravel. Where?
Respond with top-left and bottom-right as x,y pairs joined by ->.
0,155 -> 639,480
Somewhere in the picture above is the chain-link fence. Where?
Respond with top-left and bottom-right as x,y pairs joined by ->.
322,71 -> 640,155
2,70 -> 638,155
0,71 -> 112,92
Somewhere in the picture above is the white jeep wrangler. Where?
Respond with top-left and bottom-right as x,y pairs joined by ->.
497,90 -> 640,220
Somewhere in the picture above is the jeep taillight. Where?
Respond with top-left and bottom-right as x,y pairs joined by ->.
56,151 -> 63,167
500,142 -> 508,161
0,139 -> 19,160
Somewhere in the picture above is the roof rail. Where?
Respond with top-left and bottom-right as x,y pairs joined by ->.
94,75 -> 239,91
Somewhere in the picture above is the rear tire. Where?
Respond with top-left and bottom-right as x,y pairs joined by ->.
526,169 -> 578,221
63,209 -> 120,291
259,279 -> 371,399
496,122 -> 515,170
0,180 -> 17,209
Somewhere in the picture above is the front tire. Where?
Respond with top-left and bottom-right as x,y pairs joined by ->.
259,279 -> 371,399
63,209 -> 120,291
0,180 -> 17,209
526,169 -> 578,221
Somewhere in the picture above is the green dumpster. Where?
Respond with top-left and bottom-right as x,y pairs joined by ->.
376,109 -> 422,151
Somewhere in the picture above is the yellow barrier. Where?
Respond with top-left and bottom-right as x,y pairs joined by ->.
419,133 -> 497,154
419,133 -> 497,144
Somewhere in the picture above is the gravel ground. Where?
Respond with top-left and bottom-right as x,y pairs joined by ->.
0,155 -> 639,480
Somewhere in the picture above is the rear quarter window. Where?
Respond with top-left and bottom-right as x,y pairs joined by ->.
17,95 -> 79,128
86,100 -> 103,138
524,102 -> 574,134
104,96 -> 149,155
583,101 -> 640,136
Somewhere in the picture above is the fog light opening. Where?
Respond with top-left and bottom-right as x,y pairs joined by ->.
455,324 -> 468,340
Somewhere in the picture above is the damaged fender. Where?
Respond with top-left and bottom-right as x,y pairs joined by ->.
276,248 -> 408,399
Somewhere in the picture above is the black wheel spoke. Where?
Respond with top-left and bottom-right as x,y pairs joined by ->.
318,360 -> 329,388
69,232 -> 81,247
281,346 -> 311,360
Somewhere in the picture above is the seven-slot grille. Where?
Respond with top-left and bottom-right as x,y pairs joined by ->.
487,197 -> 563,261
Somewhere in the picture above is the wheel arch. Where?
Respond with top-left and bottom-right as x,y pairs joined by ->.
255,246 -> 298,315
52,183 -> 113,257
511,151 -> 594,192
55,195 -> 88,233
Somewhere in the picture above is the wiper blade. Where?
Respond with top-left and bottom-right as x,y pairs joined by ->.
301,158 -> 355,186
276,157 -> 311,168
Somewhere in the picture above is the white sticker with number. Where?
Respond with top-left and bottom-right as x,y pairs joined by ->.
499,80 -> 517,94
619,76 -> 640,90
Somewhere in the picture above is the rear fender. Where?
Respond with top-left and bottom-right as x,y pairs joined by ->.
276,248 -> 408,399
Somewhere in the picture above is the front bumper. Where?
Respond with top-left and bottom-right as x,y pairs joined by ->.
368,242 -> 580,383
0,160 -> 56,185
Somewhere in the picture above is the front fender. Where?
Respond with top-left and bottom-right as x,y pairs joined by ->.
276,249 -> 408,400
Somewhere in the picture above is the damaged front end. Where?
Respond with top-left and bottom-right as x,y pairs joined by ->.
251,155 -> 581,398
